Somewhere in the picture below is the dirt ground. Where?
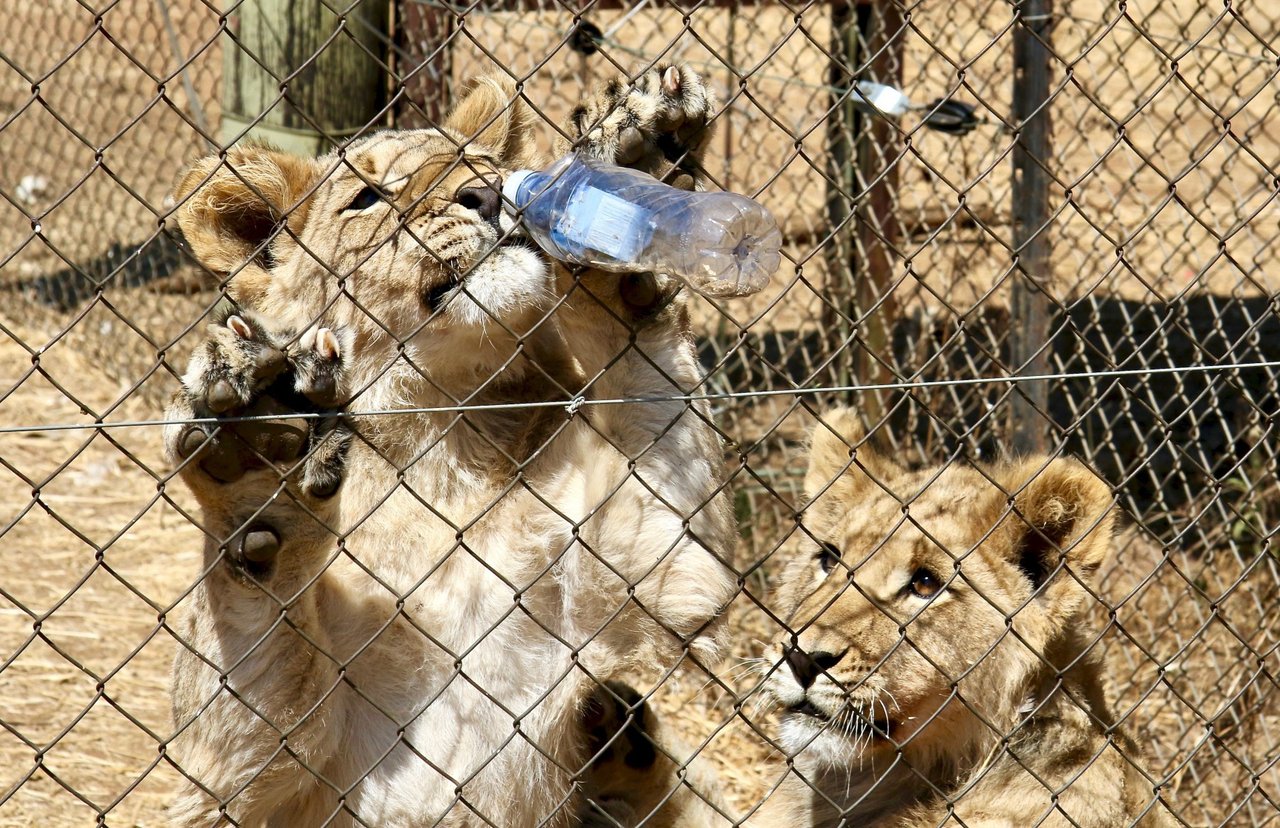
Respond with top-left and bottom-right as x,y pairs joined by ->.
2,0 -> 1279,824
2,311 -> 1275,825
0,311 -> 202,825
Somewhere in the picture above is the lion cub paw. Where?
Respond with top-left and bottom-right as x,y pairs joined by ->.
579,682 -> 660,826
572,64 -> 717,188
166,312 -> 352,501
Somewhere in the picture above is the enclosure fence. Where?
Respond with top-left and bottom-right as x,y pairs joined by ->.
0,0 -> 1278,825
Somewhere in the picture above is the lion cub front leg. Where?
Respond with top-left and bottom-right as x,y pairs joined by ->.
553,63 -> 721,372
165,312 -> 353,825
549,65 -> 738,673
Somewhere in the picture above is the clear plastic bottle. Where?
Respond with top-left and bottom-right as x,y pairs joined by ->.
500,154 -> 782,298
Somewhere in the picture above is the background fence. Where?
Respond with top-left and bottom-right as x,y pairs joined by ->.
1,0 -> 1278,824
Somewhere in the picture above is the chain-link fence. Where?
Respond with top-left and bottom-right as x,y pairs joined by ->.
1,0 -> 1277,824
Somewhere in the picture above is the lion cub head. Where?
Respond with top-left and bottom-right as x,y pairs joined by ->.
173,78 -> 548,383
764,409 -> 1115,765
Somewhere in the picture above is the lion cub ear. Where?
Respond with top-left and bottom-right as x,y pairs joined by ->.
804,408 -> 902,504
444,76 -> 538,167
173,145 -> 323,295
999,457 -> 1115,615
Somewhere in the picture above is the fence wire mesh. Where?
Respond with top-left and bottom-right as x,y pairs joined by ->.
0,0 -> 1277,825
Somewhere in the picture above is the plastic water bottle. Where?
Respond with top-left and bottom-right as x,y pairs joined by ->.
500,154 -> 782,298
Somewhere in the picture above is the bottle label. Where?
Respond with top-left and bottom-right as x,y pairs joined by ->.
558,186 -> 652,262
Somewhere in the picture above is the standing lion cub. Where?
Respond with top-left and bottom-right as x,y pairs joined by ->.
750,409 -> 1173,827
163,66 -> 736,826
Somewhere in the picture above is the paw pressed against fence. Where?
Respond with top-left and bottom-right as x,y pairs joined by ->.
0,1 -> 1276,826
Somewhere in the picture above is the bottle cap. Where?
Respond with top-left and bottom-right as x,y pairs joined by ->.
499,170 -> 535,235
502,170 -> 535,213
851,81 -> 911,118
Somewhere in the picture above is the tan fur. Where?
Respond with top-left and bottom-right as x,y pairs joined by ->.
748,410 -> 1173,827
164,69 -> 736,827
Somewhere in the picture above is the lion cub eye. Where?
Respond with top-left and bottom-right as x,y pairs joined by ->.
907,568 -> 943,599
343,185 -> 384,212
816,541 -> 842,574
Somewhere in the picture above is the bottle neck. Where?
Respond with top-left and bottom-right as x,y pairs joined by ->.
504,153 -> 586,213
502,169 -> 549,212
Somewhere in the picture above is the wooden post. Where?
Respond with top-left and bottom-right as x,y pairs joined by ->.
221,0 -> 391,155
823,0 -> 858,397
824,0 -> 902,417
1009,0 -> 1053,453
396,0 -> 454,128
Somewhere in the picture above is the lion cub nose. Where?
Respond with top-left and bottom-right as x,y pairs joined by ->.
785,645 -> 846,689
455,182 -> 503,221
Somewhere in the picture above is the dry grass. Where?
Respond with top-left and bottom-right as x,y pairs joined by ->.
1094,529 -> 1280,823
0,305 -> 204,826
2,290 -> 1278,825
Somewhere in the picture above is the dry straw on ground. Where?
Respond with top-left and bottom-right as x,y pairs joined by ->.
3,297 -> 1276,825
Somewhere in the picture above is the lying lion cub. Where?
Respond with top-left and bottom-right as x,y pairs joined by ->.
163,66 -> 735,826
575,410 -> 1172,827
751,409 -> 1172,827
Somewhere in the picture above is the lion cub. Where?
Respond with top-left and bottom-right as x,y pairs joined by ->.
752,409 -> 1171,827
162,66 -> 736,827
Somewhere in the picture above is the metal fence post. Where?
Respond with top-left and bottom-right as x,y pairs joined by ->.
1009,0 -> 1053,454
824,0 -> 859,397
